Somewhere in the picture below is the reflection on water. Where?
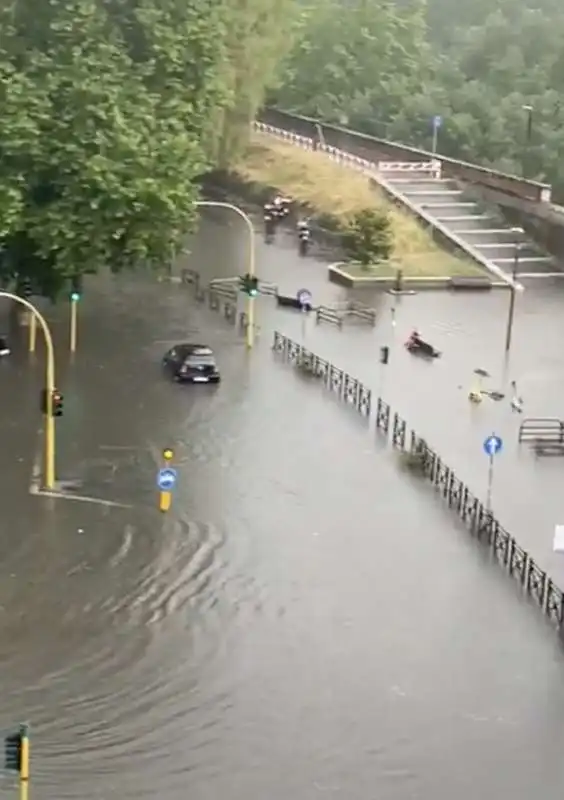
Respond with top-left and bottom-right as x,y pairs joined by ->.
0,215 -> 563,799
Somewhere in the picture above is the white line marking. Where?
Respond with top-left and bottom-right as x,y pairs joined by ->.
29,484 -> 131,508
98,445 -> 139,451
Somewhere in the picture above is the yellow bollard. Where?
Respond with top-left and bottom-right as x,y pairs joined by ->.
19,724 -> 29,800
159,490 -> 171,512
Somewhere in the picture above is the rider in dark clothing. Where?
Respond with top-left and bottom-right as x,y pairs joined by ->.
264,202 -> 276,237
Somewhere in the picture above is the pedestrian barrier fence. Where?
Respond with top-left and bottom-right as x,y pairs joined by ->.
259,281 -> 278,296
183,270 -> 259,337
518,418 -> 564,444
316,305 -> 343,327
344,301 -> 377,326
379,161 -> 441,177
374,398 -> 564,632
253,121 -> 443,181
270,330 -> 564,634
272,331 -> 371,416
276,294 -> 312,311
209,283 -> 238,303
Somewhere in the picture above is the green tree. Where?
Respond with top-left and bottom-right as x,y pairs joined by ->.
0,0 -> 214,296
270,0 -> 429,135
341,208 -> 393,268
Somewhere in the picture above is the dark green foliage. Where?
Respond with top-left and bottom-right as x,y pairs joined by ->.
341,209 -> 393,268
0,0 -> 298,298
274,0 -> 564,199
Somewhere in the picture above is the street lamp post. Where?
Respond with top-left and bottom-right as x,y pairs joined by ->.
195,201 -> 256,349
504,228 -> 524,353
522,105 -> 533,178
0,292 -> 57,489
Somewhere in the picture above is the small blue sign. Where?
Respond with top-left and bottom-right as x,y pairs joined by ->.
433,115 -> 442,129
483,435 -> 503,457
157,467 -> 177,491
297,288 -> 312,307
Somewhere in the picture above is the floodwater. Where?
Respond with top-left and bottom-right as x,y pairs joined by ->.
203,213 -> 564,582
1,211 -> 564,800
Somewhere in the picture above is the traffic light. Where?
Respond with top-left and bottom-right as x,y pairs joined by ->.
40,389 -> 63,417
239,273 -> 258,296
20,277 -> 32,299
53,390 -> 63,417
380,346 -> 389,365
162,448 -> 174,462
70,275 -> 82,301
4,731 -> 21,772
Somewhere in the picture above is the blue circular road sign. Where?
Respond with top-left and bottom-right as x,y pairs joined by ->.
297,288 -> 312,307
157,467 -> 177,491
483,435 -> 503,456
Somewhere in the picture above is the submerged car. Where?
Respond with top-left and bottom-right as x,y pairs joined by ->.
162,343 -> 220,383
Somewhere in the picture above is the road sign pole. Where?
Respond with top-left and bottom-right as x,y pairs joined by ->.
431,115 -> 441,154
483,434 -> 502,511
486,453 -> 495,510
158,449 -> 176,513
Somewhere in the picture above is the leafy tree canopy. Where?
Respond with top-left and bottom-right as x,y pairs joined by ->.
342,208 -> 394,268
0,0 -> 298,298
272,0 -> 564,199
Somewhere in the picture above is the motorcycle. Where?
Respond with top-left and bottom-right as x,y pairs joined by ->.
405,337 -> 441,358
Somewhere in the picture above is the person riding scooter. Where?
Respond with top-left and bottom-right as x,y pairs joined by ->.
273,194 -> 291,220
263,201 -> 276,240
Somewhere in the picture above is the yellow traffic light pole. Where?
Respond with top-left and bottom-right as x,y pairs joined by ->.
70,297 -> 78,353
28,313 -> 37,354
0,292 -> 57,490
20,724 -> 29,800
195,201 -> 256,348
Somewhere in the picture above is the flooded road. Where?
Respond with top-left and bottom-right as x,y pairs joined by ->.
209,216 -> 564,583
1,213 -> 564,799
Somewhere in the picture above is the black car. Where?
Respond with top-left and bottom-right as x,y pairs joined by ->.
162,343 -> 220,383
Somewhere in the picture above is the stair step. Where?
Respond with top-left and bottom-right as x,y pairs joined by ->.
389,178 -> 452,184
423,202 -> 477,208
452,229 -> 517,235
473,243 -> 523,249
494,256 -> 552,263
402,190 -> 463,196
436,214 -> 494,222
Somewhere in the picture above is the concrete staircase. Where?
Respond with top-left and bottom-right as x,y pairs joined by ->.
374,170 -> 557,279
253,121 -> 564,282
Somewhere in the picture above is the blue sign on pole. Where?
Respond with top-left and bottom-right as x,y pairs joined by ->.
483,435 -> 503,457
297,288 -> 312,307
157,467 -> 177,491
433,115 -> 442,129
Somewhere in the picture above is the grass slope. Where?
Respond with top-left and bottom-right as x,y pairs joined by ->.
236,134 -> 483,277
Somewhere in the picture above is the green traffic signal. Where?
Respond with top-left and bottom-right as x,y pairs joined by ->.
239,273 -> 258,296
70,275 -> 82,301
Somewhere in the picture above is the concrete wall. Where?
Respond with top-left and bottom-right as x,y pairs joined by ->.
260,108 -> 552,205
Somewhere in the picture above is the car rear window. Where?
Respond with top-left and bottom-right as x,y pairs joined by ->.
186,354 -> 215,366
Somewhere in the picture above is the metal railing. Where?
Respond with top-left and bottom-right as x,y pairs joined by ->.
269,332 -> 564,634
